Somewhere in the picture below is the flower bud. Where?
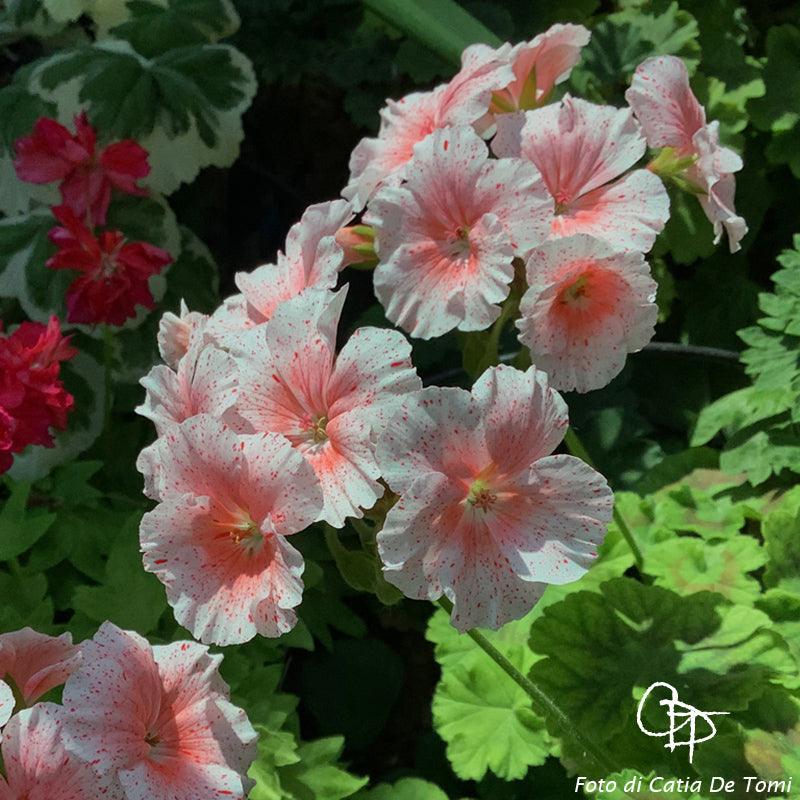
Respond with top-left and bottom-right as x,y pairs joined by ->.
336,225 -> 378,269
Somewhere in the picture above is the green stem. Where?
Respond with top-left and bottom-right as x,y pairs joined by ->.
437,597 -> 617,775
101,325 -> 116,463
563,428 -> 645,571
102,325 -> 114,429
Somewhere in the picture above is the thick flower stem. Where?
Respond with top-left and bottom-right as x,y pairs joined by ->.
102,326 -> 114,427
563,428 -> 645,570
436,597 -> 618,776
101,325 -> 115,461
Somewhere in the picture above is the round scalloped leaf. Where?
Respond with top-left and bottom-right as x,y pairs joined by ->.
8,349 -> 106,482
43,0 -> 131,32
0,0 -> 66,44
427,608 -> 554,781
40,0 -> 88,23
104,0 -> 240,57
24,38 -> 257,195
355,778 -> 449,800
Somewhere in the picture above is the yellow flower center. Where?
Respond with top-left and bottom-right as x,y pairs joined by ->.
559,274 -> 590,306
467,479 -> 497,512
310,414 -> 328,443
227,518 -> 262,550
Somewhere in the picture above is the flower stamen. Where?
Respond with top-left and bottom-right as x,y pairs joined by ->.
467,479 -> 497,512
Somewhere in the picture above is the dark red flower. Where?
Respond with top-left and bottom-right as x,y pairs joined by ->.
13,112 -> 150,225
46,206 -> 172,326
0,316 -> 77,474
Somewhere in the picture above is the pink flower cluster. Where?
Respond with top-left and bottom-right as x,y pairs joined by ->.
13,114 -> 172,326
348,38 -> 745,391
135,31 -> 747,639
0,316 -> 76,474
0,625 -> 256,800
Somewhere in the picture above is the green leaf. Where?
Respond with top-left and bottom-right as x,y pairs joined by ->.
692,387 -> 793,447
693,235 -> 800,485
648,482 -> 749,541
249,732 -> 367,800
762,510 -> 800,589
282,738 -> 367,800
248,724 -> 301,800
0,570 -> 53,632
108,0 -> 240,57
355,778 -> 449,800
225,654 -> 297,731
428,608 -> 553,781
744,698 -> 800,794
748,25 -> 800,177
25,38 -> 256,194
571,2 -> 700,102
0,210 -> 63,321
527,578 -> 791,771
644,536 -> 765,603
653,188 -> 716,265
324,524 -> 403,605
363,0 -> 501,66
0,0 -> 66,44
71,511 -> 167,633
0,482 -> 56,561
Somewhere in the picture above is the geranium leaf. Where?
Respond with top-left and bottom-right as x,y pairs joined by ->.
107,0 -> 240,58
427,608 -> 553,781
71,511 -> 167,633
644,536 -> 765,603
25,39 -> 256,194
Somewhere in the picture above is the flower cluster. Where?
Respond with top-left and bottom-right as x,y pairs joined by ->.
135,30 -> 746,639
0,317 -> 76,474
348,40 -> 745,392
0,625 -> 256,800
14,114 -> 172,326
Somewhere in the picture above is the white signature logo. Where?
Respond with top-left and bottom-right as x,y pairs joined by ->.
636,682 -> 729,763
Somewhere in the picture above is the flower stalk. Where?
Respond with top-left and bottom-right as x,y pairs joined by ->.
563,428 -> 645,570
437,596 -> 620,777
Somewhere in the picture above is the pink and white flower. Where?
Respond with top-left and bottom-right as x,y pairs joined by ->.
0,703 -> 106,799
365,126 -> 551,339
376,365 -> 613,631
493,95 -> 670,253
206,200 -> 353,347
0,704 -> 102,798
61,622 -> 257,799
139,415 -> 322,644
625,55 -> 747,252
137,323 -> 238,437
234,287 -> 421,528
343,49 -> 514,209
470,23 -> 591,133
0,628 -> 80,708
157,300 -> 208,369
517,234 -> 657,393
0,682 -> 12,728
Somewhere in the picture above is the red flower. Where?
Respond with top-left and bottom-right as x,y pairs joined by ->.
13,112 -> 150,225
0,316 -> 77,474
46,206 -> 172,326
